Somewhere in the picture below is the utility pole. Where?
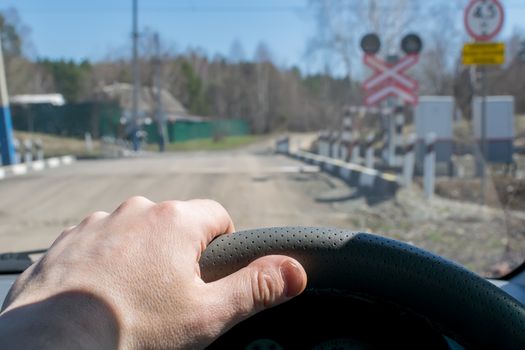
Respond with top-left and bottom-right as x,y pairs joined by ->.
385,55 -> 399,169
0,35 -> 16,165
131,0 -> 141,151
152,32 -> 167,152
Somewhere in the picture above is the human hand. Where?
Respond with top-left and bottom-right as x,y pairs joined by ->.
0,197 -> 307,349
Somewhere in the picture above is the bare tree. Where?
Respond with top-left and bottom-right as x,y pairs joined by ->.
1,8 -> 54,95
229,39 -> 246,63
307,0 -> 421,80
308,0 -> 465,97
253,42 -> 272,132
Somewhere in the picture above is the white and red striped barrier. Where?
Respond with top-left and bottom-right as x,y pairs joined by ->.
288,149 -> 399,196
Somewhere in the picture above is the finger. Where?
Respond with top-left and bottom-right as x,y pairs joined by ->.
48,225 -> 77,248
79,211 -> 109,227
112,196 -> 155,217
204,256 -> 306,334
183,199 -> 235,247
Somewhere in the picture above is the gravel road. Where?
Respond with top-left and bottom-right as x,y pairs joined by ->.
0,138 -> 350,252
1,137 -> 524,277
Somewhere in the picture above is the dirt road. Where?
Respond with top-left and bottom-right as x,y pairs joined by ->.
1,137 -> 524,277
0,139 -> 353,252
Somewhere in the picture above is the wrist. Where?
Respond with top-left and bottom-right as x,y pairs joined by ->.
0,291 -> 119,350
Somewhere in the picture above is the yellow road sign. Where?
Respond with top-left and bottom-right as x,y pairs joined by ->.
462,42 -> 505,65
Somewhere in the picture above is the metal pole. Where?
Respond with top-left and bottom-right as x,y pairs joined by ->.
365,133 -> 375,169
402,133 -> 416,187
394,109 -> 404,166
153,32 -> 167,152
385,55 -> 399,167
132,0 -> 141,151
387,103 -> 395,167
424,133 -> 436,200
0,35 -> 16,165
480,65 -> 487,205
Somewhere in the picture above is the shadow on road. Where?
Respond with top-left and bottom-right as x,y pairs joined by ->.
315,187 -> 395,207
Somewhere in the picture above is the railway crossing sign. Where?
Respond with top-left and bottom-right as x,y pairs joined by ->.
464,0 -> 504,42
360,33 -> 381,55
360,33 -> 421,106
362,52 -> 419,106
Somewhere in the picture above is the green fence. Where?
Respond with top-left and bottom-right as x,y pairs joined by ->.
11,102 -> 120,138
11,102 -> 249,143
145,119 -> 249,144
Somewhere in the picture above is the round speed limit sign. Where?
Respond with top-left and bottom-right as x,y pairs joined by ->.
464,0 -> 504,41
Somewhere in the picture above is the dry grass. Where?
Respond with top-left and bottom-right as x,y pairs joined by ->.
13,131 -> 101,158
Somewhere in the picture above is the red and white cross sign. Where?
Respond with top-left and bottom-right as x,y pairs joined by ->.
362,54 -> 419,106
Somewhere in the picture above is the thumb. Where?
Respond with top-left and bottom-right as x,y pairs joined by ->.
207,255 -> 307,328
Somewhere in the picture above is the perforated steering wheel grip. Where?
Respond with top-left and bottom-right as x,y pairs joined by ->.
200,227 -> 525,350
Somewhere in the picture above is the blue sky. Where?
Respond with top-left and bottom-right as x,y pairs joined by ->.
4,0 -> 311,66
3,0 -> 525,73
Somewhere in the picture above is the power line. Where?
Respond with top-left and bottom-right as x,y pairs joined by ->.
12,2 -> 525,15
11,6 -> 308,14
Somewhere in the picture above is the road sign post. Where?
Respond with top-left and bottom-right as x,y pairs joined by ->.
481,66 -> 487,204
463,0 -> 505,205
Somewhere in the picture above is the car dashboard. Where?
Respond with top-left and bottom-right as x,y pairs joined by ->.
2,271 -> 525,349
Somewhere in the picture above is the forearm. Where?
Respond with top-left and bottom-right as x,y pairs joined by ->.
0,291 -> 119,350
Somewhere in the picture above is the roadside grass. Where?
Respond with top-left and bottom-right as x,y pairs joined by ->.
146,135 -> 261,152
13,131 -> 101,158
427,231 -> 443,243
11,132 -> 261,158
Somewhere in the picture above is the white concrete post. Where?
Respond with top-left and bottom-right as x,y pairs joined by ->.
350,132 -> 360,164
424,133 -> 436,199
340,116 -> 352,161
330,130 -> 339,158
381,132 -> 388,164
365,133 -> 375,169
387,115 -> 396,166
318,131 -> 330,157
340,131 -> 351,161
13,137 -> 20,164
85,132 -> 93,153
34,138 -> 44,161
275,136 -> 289,154
23,139 -> 33,164
394,112 -> 405,166
402,133 -> 416,187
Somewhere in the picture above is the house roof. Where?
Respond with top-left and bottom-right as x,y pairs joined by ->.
96,83 -> 188,119
10,94 -> 66,106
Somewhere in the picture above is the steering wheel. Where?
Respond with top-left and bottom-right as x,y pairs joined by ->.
200,227 -> 525,350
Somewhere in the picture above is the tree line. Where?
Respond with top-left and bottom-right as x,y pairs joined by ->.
1,4 -> 524,136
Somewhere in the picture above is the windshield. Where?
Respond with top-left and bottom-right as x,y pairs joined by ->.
0,0 -> 524,279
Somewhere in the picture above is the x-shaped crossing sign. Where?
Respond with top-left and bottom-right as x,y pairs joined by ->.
363,54 -> 419,106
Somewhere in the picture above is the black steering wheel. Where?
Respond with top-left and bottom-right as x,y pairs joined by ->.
200,227 -> 525,350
